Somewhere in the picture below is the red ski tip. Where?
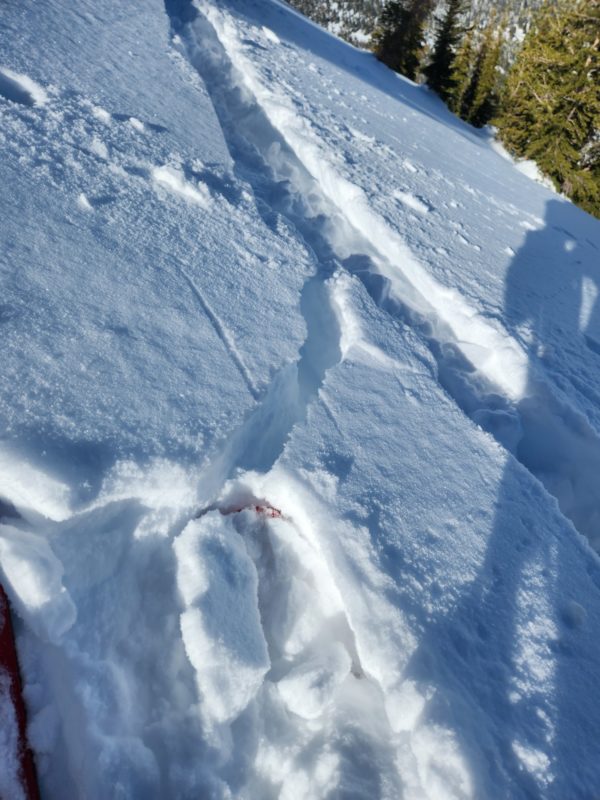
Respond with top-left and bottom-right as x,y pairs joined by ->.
0,584 -> 40,800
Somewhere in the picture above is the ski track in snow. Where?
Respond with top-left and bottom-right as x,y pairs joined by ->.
177,264 -> 260,401
175,0 -> 600,555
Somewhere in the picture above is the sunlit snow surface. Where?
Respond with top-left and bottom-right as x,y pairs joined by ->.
1,0 -> 600,797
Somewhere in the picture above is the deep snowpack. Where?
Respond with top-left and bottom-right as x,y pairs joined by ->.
1,0 -> 600,798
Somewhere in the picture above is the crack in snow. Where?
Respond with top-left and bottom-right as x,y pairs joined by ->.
175,0 -> 600,553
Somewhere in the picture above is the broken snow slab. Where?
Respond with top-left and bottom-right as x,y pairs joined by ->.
260,271 -> 600,799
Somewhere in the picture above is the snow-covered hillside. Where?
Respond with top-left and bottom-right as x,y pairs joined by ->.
1,0 -> 600,798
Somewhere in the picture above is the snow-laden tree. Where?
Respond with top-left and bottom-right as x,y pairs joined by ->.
498,0 -> 600,216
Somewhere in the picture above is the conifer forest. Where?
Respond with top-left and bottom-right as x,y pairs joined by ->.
288,0 -> 600,218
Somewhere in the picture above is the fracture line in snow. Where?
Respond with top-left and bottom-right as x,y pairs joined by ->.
164,10 -> 347,503
178,0 -> 528,409
176,0 -> 600,551
196,1 -> 530,403
177,264 -> 260,400
162,11 -> 407,785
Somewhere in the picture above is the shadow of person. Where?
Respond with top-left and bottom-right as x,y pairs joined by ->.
504,199 -> 600,549
402,198 -> 600,798
503,198 -> 600,377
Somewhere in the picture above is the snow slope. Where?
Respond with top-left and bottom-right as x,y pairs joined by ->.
1,0 -> 600,798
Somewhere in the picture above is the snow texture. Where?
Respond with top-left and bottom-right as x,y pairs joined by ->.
1,0 -> 600,797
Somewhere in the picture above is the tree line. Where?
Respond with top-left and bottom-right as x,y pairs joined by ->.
373,0 -> 600,218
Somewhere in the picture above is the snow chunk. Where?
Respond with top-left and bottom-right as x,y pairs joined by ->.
89,137 -> 108,160
77,192 -> 93,211
91,105 -> 111,124
262,26 -> 280,45
393,188 -> 431,215
174,513 -> 269,725
512,741 -> 552,785
152,164 -> 210,208
412,723 -> 474,799
0,449 -> 71,521
0,525 -> 76,643
0,66 -> 47,106
95,459 -> 198,539
329,270 -> 399,370
580,275 -> 598,332
128,116 -> 145,131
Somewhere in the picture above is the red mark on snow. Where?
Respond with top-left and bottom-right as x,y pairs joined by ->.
0,585 -> 40,800
222,503 -> 282,519
194,499 -> 285,521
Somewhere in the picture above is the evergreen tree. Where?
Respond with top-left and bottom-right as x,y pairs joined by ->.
423,0 -> 467,102
447,23 -> 476,116
467,16 -> 505,127
446,14 -> 505,127
373,0 -> 434,81
497,0 -> 600,216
